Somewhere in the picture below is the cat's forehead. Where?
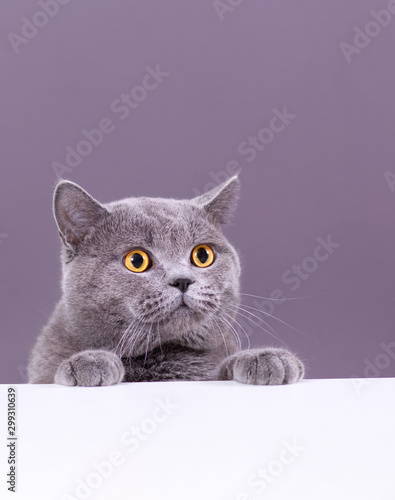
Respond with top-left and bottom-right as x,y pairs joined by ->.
103,196 -> 223,252
110,196 -> 199,226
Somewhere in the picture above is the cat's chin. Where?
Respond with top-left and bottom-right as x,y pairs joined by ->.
164,302 -> 206,331
169,303 -> 201,319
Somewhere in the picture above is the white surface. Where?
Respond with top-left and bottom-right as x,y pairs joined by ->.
1,378 -> 394,500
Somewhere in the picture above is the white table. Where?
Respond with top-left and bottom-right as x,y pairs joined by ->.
1,378 -> 394,500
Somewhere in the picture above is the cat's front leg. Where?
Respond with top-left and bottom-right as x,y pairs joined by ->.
54,350 -> 125,386
218,348 -> 304,385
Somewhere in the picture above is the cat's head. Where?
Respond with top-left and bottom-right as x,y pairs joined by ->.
53,177 -> 241,356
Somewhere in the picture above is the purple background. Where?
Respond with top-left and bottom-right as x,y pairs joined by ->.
1,0 -> 394,383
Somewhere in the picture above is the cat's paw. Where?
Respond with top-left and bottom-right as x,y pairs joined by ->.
218,348 -> 304,385
54,350 -> 125,387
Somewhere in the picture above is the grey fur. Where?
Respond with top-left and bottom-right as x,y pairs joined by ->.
218,348 -> 304,385
28,176 -> 304,386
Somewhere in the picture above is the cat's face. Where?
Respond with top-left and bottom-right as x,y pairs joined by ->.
54,177 -> 240,356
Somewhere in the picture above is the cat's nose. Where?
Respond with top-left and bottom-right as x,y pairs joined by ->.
170,278 -> 194,293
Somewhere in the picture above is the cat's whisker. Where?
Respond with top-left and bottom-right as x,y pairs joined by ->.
127,322 -> 147,358
223,317 -> 242,351
223,311 -> 251,350
219,314 -> 242,350
143,323 -> 153,366
229,304 -> 279,337
122,317 -> 146,358
226,305 -> 289,349
120,323 -> 140,356
156,320 -> 163,354
211,318 -> 219,350
113,323 -> 130,355
212,316 -> 229,357
113,317 -> 139,357
237,303 -> 314,340
238,291 -> 324,302
122,321 -> 147,369
121,315 -> 147,358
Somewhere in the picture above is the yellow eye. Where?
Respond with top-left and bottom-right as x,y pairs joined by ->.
124,250 -> 151,273
191,245 -> 215,268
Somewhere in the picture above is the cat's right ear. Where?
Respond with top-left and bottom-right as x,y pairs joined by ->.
53,181 -> 109,247
191,175 -> 240,225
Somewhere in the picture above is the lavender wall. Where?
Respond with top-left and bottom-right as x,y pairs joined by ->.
1,0 -> 394,383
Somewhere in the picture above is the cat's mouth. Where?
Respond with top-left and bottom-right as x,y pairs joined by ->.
169,294 -> 215,320
179,296 -> 189,308
166,295 -> 202,319
173,296 -> 192,312
136,292 -> 218,326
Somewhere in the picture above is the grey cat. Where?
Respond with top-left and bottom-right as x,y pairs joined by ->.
28,176 -> 304,386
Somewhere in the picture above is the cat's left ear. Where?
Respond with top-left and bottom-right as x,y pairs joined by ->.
191,175 -> 240,224
53,181 -> 109,247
